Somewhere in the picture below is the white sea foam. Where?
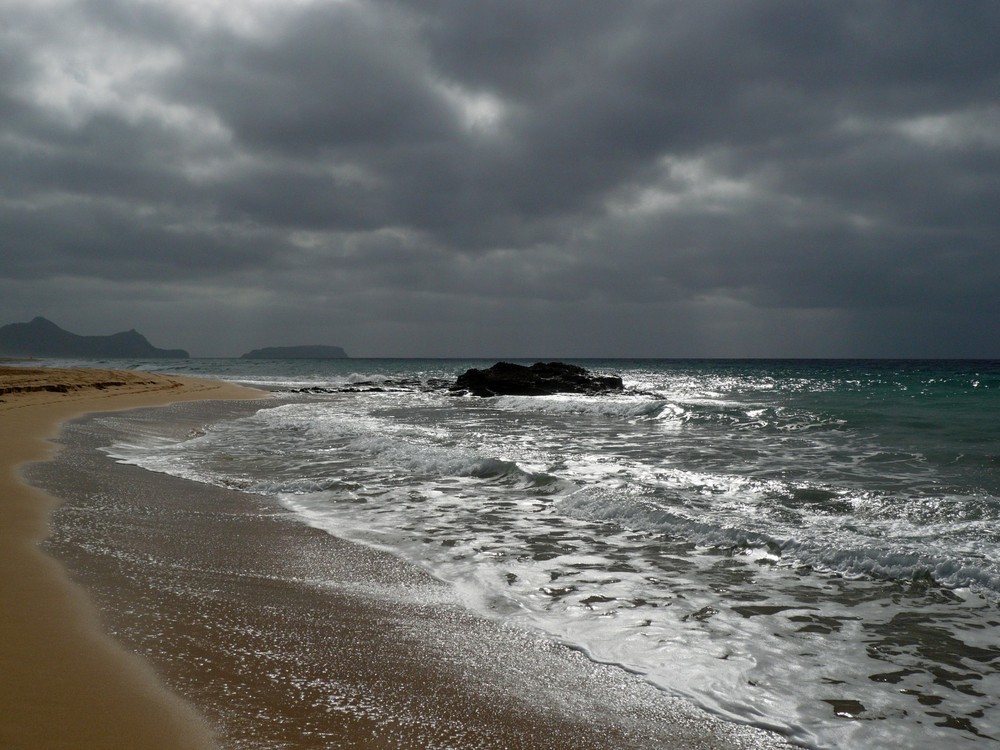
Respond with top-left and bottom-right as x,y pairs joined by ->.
558,485 -> 1000,598
343,434 -> 534,482
558,490 -> 779,551
493,394 -> 680,421
93,359 -> 1000,750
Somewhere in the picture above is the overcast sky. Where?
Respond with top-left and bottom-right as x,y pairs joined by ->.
2,0 -> 998,357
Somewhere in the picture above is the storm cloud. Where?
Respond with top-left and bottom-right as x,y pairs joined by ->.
2,0 -> 998,356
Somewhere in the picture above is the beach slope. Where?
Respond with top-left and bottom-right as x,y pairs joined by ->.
0,366 -> 263,750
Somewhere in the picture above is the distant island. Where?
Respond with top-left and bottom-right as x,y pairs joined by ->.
0,317 -> 189,358
241,345 -> 349,359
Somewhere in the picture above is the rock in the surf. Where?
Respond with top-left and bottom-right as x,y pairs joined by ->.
451,361 -> 624,397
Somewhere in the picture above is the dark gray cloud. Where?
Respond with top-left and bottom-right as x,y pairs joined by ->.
1,0 -> 998,356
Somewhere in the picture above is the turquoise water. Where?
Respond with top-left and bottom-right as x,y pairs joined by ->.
48,357 -> 1000,748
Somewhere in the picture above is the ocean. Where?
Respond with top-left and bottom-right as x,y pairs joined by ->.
46,358 -> 1000,748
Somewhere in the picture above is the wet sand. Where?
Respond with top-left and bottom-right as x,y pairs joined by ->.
4,366 -> 793,749
0,367 -> 264,750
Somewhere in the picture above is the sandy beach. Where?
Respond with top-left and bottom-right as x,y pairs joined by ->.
0,366 -> 264,749
2,366 -> 791,749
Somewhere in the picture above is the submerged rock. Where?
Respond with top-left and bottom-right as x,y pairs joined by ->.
451,361 -> 624,398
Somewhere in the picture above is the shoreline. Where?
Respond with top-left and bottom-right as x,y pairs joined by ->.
4,366 -> 791,748
0,367 -> 265,750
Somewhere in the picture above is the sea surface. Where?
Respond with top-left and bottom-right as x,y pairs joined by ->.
43,358 -> 1000,748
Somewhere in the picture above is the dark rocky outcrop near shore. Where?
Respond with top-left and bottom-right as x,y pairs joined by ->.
451,362 -> 624,397
0,317 -> 189,358
283,363 -> 630,399
241,345 -> 348,359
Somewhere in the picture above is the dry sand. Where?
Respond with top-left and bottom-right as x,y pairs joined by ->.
2,366 -> 793,749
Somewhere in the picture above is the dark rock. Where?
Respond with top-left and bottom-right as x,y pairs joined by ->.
451,362 -> 624,398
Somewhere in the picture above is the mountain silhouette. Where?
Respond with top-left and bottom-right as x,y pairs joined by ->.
0,317 -> 189,358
